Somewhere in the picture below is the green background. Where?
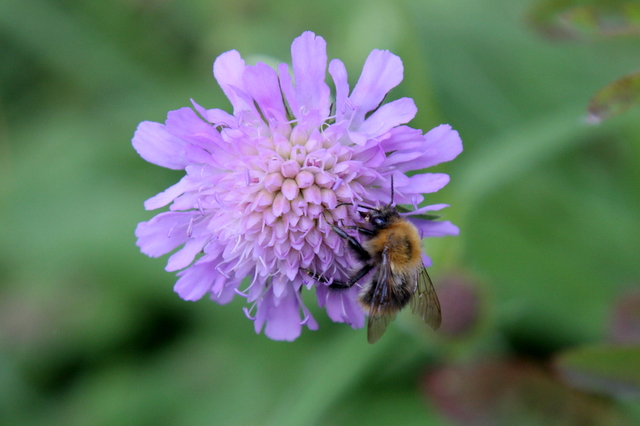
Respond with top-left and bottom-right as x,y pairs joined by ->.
1,0 -> 639,424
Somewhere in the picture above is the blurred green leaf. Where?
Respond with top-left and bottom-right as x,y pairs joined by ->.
587,71 -> 640,123
426,360 -> 636,426
462,125 -> 640,345
529,0 -> 640,39
454,105 -> 606,209
556,344 -> 640,398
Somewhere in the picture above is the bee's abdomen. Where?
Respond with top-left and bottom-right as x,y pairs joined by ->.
358,273 -> 414,315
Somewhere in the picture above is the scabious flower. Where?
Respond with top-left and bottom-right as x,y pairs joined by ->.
133,31 -> 462,341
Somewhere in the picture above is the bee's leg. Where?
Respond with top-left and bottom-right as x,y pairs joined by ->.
301,268 -> 333,283
343,226 -> 374,237
300,264 -> 374,290
334,263 -> 374,289
300,268 -> 348,288
329,223 -> 371,262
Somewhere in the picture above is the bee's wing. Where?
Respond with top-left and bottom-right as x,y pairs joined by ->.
410,265 -> 442,330
367,313 -> 395,344
366,247 -> 399,344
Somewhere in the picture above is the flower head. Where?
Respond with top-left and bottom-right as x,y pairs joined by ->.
133,32 -> 462,341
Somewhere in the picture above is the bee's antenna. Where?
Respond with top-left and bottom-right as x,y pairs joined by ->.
390,175 -> 395,206
337,202 -> 376,212
335,202 -> 353,208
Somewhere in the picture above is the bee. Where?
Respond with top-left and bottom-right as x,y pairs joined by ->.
302,181 -> 442,343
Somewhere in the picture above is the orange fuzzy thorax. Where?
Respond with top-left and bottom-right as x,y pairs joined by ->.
363,219 -> 423,273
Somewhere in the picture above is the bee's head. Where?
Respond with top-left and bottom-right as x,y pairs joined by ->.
362,204 -> 399,230
357,175 -> 399,229
338,175 -> 399,229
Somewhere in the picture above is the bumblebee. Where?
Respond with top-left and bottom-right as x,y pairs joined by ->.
302,187 -> 442,343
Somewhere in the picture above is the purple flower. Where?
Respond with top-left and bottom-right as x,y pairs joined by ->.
133,32 -> 462,341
